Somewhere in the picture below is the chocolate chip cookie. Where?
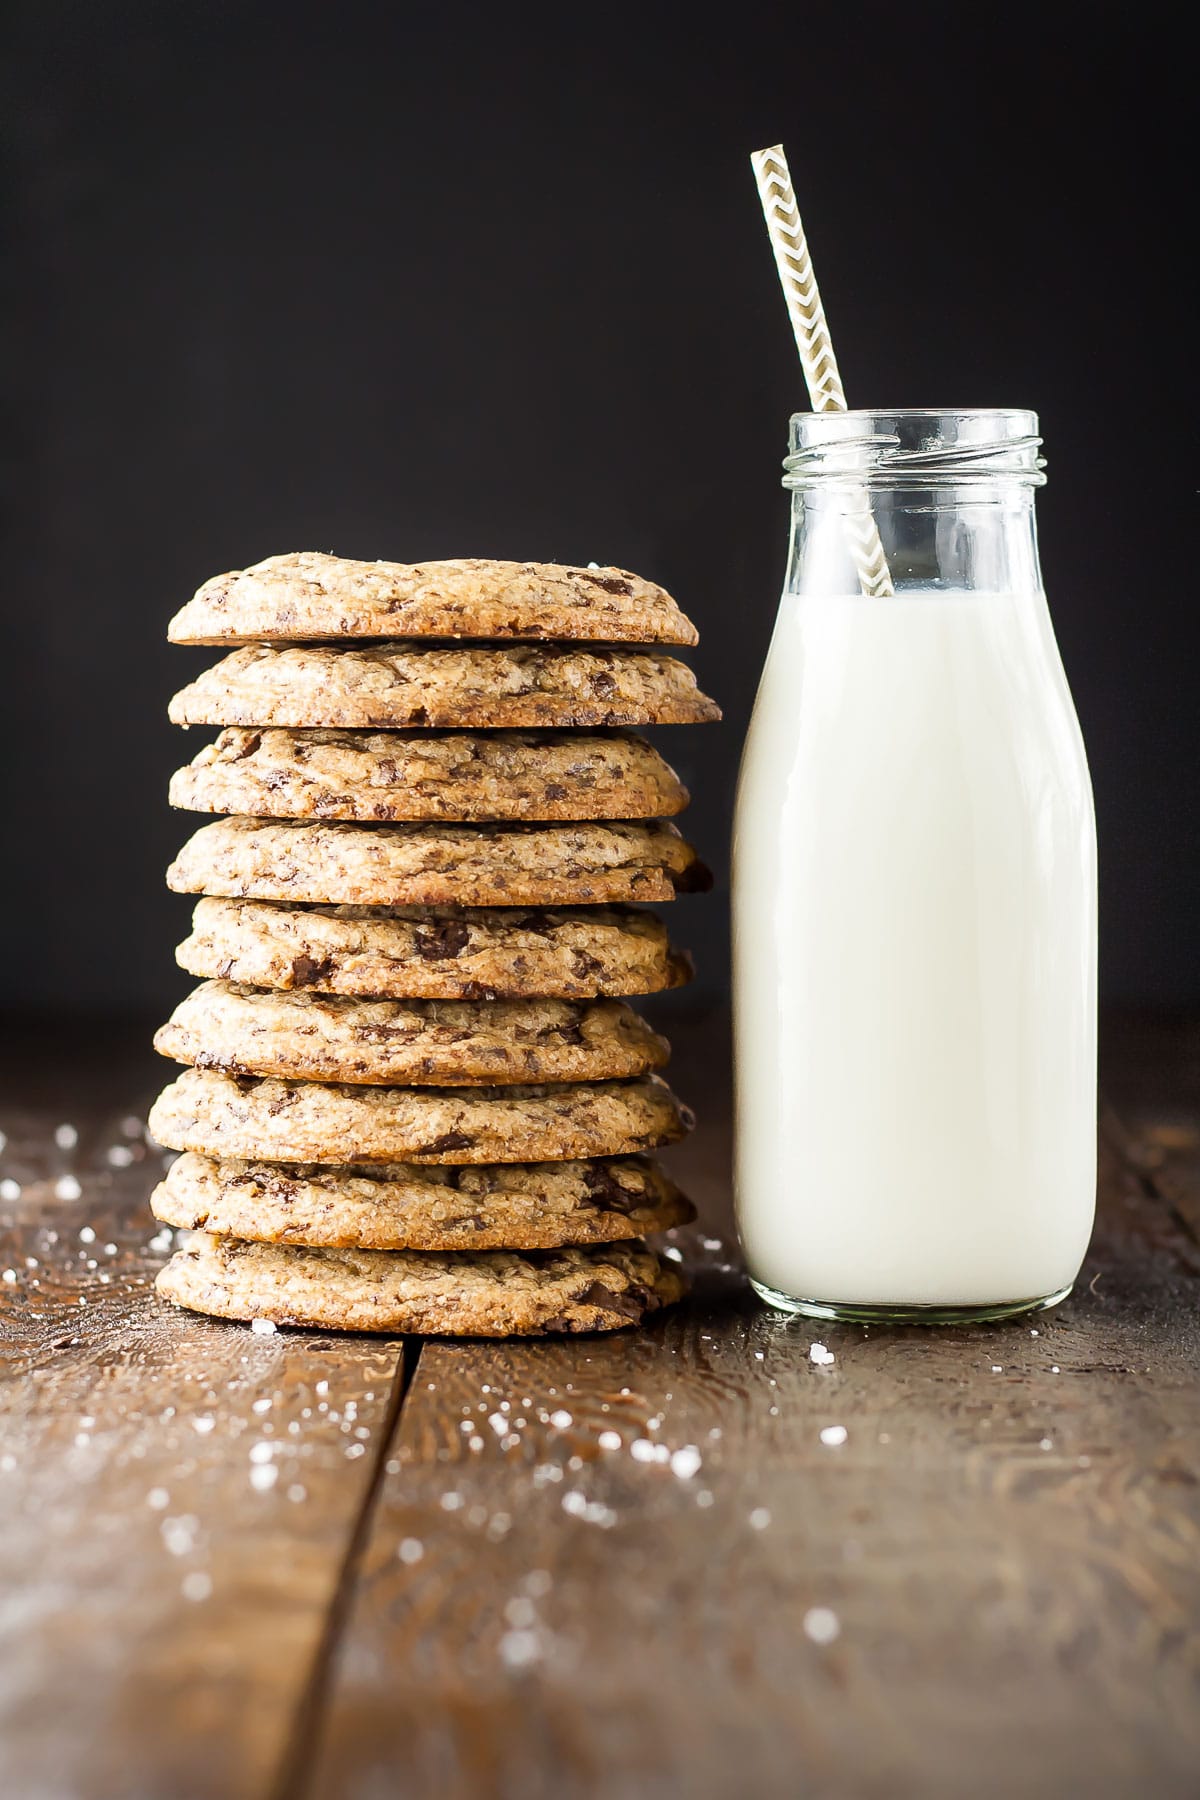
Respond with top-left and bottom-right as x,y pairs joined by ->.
177,897 -> 693,1000
169,727 -> 688,823
156,1233 -> 687,1335
168,552 -> 699,647
155,982 -> 670,1086
151,1150 -> 693,1250
166,817 -> 710,907
168,642 -> 720,731
148,1068 -> 693,1164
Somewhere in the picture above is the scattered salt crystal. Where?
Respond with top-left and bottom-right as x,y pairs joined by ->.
287,1484 -> 307,1503
0,1454 -> 16,1473
486,1513 -> 511,1541
162,1515 -> 198,1555
803,1606 -> 841,1645
1030,1328 -> 1040,1337
1039,1437 -> 1053,1451
249,1441 -> 275,1463
73,1432 -> 91,1448
0,1180 -> 19,1201
587,560 -> 601,570
749,1507 -> 771,1530
468,1436 -> 484,1452
147,1229 -> 172,1253
181,1571 -> 212,1602
487,1412 -> 508,1436
250,1319 -> 277,1336
104,1243 -> 117,1256
1,1270 -> 16,1286
991,1365 -> 1003,1374
55,1175 -> 82,1201
630,1438 -> 657,1463
193,1416 -> 215,1435
1051,1365 -> 1060,1374
499,1629 -> 541,1668
505,1597 -> 536,1628
809,1343 -> 835,1367
670,1445 -> 702,1480
695,1489 -> 714,1507
398,1539 -> 424,1564
252,1398 -> 272,1415
525,1569 -> 552,1597
561,1490 -> 618,1527
250,1463 -> 278,1491
55,1124 -> 78,1150
598,1430 -> 622,1451
315,1380 -> 328,1395
754,1350 -> 764,1361
440,1492 -> 464,1511
78,1227 -> 96,1245
107,1145 -> 135,1168
820,1425 -> 848,1448
548,1409 -> 572,1429
344,1444 -> 366,1460
147,1488 -> 169,1510
662,1245 -> 683,1261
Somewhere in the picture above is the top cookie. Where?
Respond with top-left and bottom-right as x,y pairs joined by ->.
168,552 -> 699,647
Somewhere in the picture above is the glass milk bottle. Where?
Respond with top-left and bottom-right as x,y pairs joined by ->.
732,409 -> 1097,1322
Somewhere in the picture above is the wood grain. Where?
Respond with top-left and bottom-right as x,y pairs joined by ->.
306,1018 -> 1200,1800
1,1013 -> 1198,1800
0,1091 -> 406,1800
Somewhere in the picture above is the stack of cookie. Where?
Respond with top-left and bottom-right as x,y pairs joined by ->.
149,553 -> 719,1337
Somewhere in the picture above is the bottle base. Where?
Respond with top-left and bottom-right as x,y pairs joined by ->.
748,1278 -> 1074,1326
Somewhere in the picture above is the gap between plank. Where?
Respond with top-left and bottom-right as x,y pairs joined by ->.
269,1335 -> 425,1800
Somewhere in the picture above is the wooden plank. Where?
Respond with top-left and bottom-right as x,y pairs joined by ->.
0,1089 -> 407,1800
1103,1010 -> 1200,1239
307,1018 -> 1200,1800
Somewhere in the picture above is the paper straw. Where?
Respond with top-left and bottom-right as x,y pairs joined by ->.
750,144 -> 894,597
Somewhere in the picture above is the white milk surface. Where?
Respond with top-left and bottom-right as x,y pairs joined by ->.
732,588 -> 1097,1307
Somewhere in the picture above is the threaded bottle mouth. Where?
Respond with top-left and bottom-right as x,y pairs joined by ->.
783,408 -> 1047,489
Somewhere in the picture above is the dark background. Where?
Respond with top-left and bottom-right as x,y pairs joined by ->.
2,0 -> 1195,1022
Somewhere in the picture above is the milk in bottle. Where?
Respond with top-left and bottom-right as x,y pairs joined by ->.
732,410 -> 1097,1321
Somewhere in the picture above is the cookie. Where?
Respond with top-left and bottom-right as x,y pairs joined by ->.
154,982 -> 671,1086
156,1234 -> 687,1336
177,897 -> 693,1001
151,1150 -> 694,1250
148,1068 -> 693,1164
167,552 -> 699,647
166,817 -> 710,907
167,643 -> 720,730
169,727 -> 688,823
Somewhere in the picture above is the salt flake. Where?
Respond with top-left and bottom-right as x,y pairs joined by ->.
803,1606 -> 841,1645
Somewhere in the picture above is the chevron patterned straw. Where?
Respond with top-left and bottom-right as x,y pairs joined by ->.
750,143 -> 894,597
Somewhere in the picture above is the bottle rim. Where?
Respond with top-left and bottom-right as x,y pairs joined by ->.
784,408 -> 1047,489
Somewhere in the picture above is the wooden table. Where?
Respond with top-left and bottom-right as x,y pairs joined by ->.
1,1010 -> 1197,1800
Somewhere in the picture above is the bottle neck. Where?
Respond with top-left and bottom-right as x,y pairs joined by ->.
785,485 -> 1044,597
